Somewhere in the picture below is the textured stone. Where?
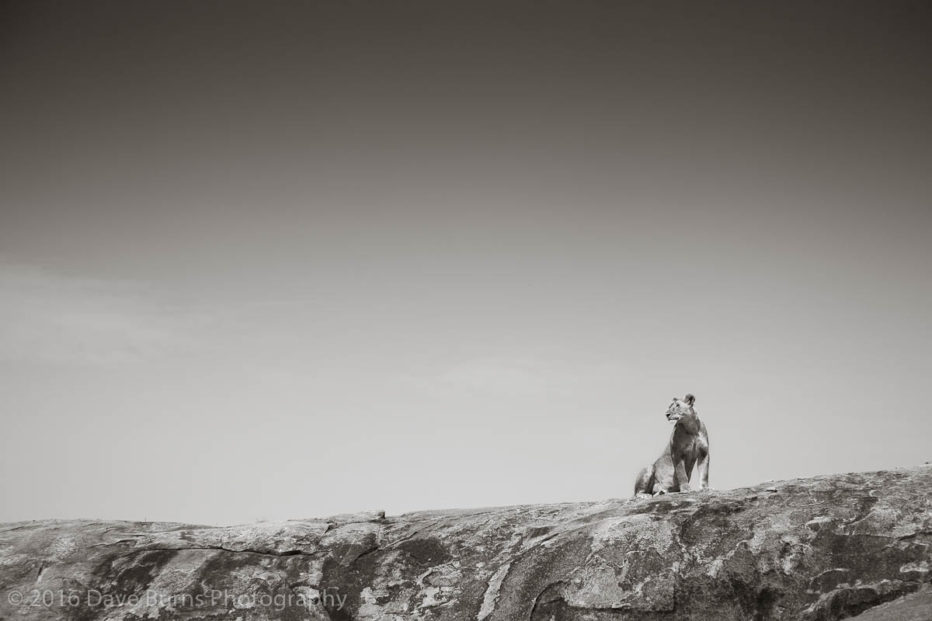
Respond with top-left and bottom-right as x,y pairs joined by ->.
0,466 -> 930,620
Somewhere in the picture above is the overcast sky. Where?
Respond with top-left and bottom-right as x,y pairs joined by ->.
1,1 -> 930,525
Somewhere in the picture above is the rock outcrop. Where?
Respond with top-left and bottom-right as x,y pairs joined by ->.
1,466 -> 930,620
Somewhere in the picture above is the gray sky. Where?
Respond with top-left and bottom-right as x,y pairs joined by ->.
1,0 -> 930,525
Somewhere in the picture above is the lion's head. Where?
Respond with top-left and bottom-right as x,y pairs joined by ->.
665,394 -> 696,422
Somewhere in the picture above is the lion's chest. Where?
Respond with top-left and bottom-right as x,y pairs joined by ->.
671,425 -> 708,465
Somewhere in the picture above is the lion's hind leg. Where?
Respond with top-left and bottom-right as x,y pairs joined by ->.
633,466 -> 654,498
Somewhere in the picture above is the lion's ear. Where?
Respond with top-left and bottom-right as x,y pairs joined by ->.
684,394 -> 695,406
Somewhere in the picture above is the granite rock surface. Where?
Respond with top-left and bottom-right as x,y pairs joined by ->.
1,466 -> 930,620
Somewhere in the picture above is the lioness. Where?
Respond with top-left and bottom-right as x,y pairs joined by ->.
633,394 -> 709,496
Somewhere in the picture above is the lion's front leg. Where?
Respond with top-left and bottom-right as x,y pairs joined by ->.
673,460 -> 691,492
696,452 -> 710,490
